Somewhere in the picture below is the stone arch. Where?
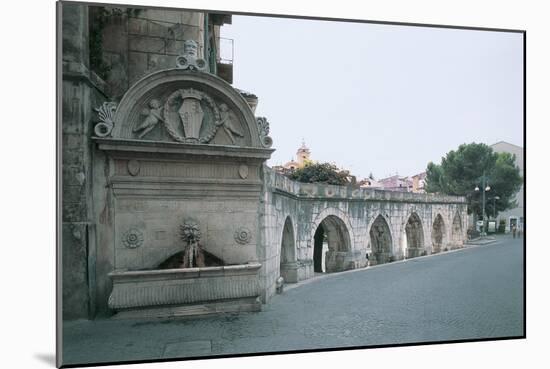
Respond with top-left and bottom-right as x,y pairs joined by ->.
310,207 -> 355,249
109,69 -> 266,147
368,214 -> 393,265
279,216 -> 298,283
451,211 -> 463,247
311,208 -> 355,273
432,213 -> 447,254
404,212 -> 425,258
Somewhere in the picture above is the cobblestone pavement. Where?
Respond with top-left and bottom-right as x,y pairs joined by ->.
62,236 -> 524,366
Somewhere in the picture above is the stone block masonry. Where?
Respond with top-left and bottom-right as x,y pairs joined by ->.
260,168 -> 468,302
60,2 -> 468,320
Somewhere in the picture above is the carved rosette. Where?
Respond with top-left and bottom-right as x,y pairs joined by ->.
256,117 -> 273,148
94,102 -> 117,137
234,227 -> 252,245
122,228 -> 144,249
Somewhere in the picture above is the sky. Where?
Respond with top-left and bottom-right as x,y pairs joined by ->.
221,15 -> 523,180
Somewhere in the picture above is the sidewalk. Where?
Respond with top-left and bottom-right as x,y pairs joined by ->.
466,233 -> 521,245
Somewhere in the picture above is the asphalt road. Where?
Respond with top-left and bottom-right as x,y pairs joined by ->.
62,235 -> 524,366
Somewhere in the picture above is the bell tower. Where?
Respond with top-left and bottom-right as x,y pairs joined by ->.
296,140 -> 311,167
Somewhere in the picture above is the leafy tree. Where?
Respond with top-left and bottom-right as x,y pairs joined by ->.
287,162 -> 353,186
425,143 -> 522,219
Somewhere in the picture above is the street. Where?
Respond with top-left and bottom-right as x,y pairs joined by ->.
62,236 -> 524,366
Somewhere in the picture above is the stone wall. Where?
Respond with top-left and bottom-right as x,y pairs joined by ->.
61,2 -> 109,319
91,6 -> 206,99
260,169 -> 468,302
61,3 -> 212,319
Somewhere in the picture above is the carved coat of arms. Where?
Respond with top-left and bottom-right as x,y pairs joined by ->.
163,89 -> 221,143
178,92 -> 204,141
133,88 -> 251,145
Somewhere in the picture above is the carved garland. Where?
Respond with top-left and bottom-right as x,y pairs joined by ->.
163,89 -> 222,144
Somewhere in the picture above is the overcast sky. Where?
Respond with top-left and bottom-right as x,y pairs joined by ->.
221,15 -> 523,180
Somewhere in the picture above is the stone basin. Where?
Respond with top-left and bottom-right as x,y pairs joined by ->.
108,262 -> 262,319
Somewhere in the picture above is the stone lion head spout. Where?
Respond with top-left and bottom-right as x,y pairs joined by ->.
175,218 -> 204,268
157,217 -> 225,270
179,219 -> 201,245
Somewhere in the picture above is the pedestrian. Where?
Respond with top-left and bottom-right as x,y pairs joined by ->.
512,225 -> 517,238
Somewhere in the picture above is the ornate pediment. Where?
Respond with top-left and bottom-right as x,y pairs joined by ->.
94,51 -> 272,149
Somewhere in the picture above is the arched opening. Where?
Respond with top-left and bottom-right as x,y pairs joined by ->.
451,213 -> 463,247
432,214 -> 447,253
312,215 -> 352,273
405,212 -> 425,258
313,226 -> 326,273
279,216 -> 297,283
369,215 -> 393,265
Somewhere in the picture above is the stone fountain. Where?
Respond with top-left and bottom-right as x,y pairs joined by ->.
93,40 -> 273,318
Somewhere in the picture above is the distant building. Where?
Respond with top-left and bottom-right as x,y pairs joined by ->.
273,141 -> 311,173
295,142 -> 311,167
359,178 -> 382,189
377,174 -> 413,192
490,141 -> 524,233
411,172 -> 427,193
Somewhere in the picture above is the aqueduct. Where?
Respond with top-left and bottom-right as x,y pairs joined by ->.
261,170 -> 468,300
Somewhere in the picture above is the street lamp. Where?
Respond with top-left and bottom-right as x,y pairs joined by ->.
474,171 -> 491,237
493,196 -> 500,219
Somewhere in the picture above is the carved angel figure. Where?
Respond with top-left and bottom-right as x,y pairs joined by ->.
133,99 -> 164,138
218,103 -> 244,144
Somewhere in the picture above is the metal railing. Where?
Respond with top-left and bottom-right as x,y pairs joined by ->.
217,37 -> 234,64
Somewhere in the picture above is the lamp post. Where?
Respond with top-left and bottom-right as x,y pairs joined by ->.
474,171 -> 491,237
493,196 -> 500,219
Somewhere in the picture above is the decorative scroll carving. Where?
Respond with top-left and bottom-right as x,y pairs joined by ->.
256,117 -> 273,148
234,227 -> 252,245
94,102 -> 117,137
175,40 -> 207,72
122,228 -> 144,249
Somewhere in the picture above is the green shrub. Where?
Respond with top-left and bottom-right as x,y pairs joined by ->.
498,219 -> 506,233
287,162 -> 354,186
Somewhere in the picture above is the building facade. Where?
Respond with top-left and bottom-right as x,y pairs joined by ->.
490,141 -> 524,233
377,174 -> 413,192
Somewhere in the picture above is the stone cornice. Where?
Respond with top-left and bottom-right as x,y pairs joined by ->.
94,137 -> 275,160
